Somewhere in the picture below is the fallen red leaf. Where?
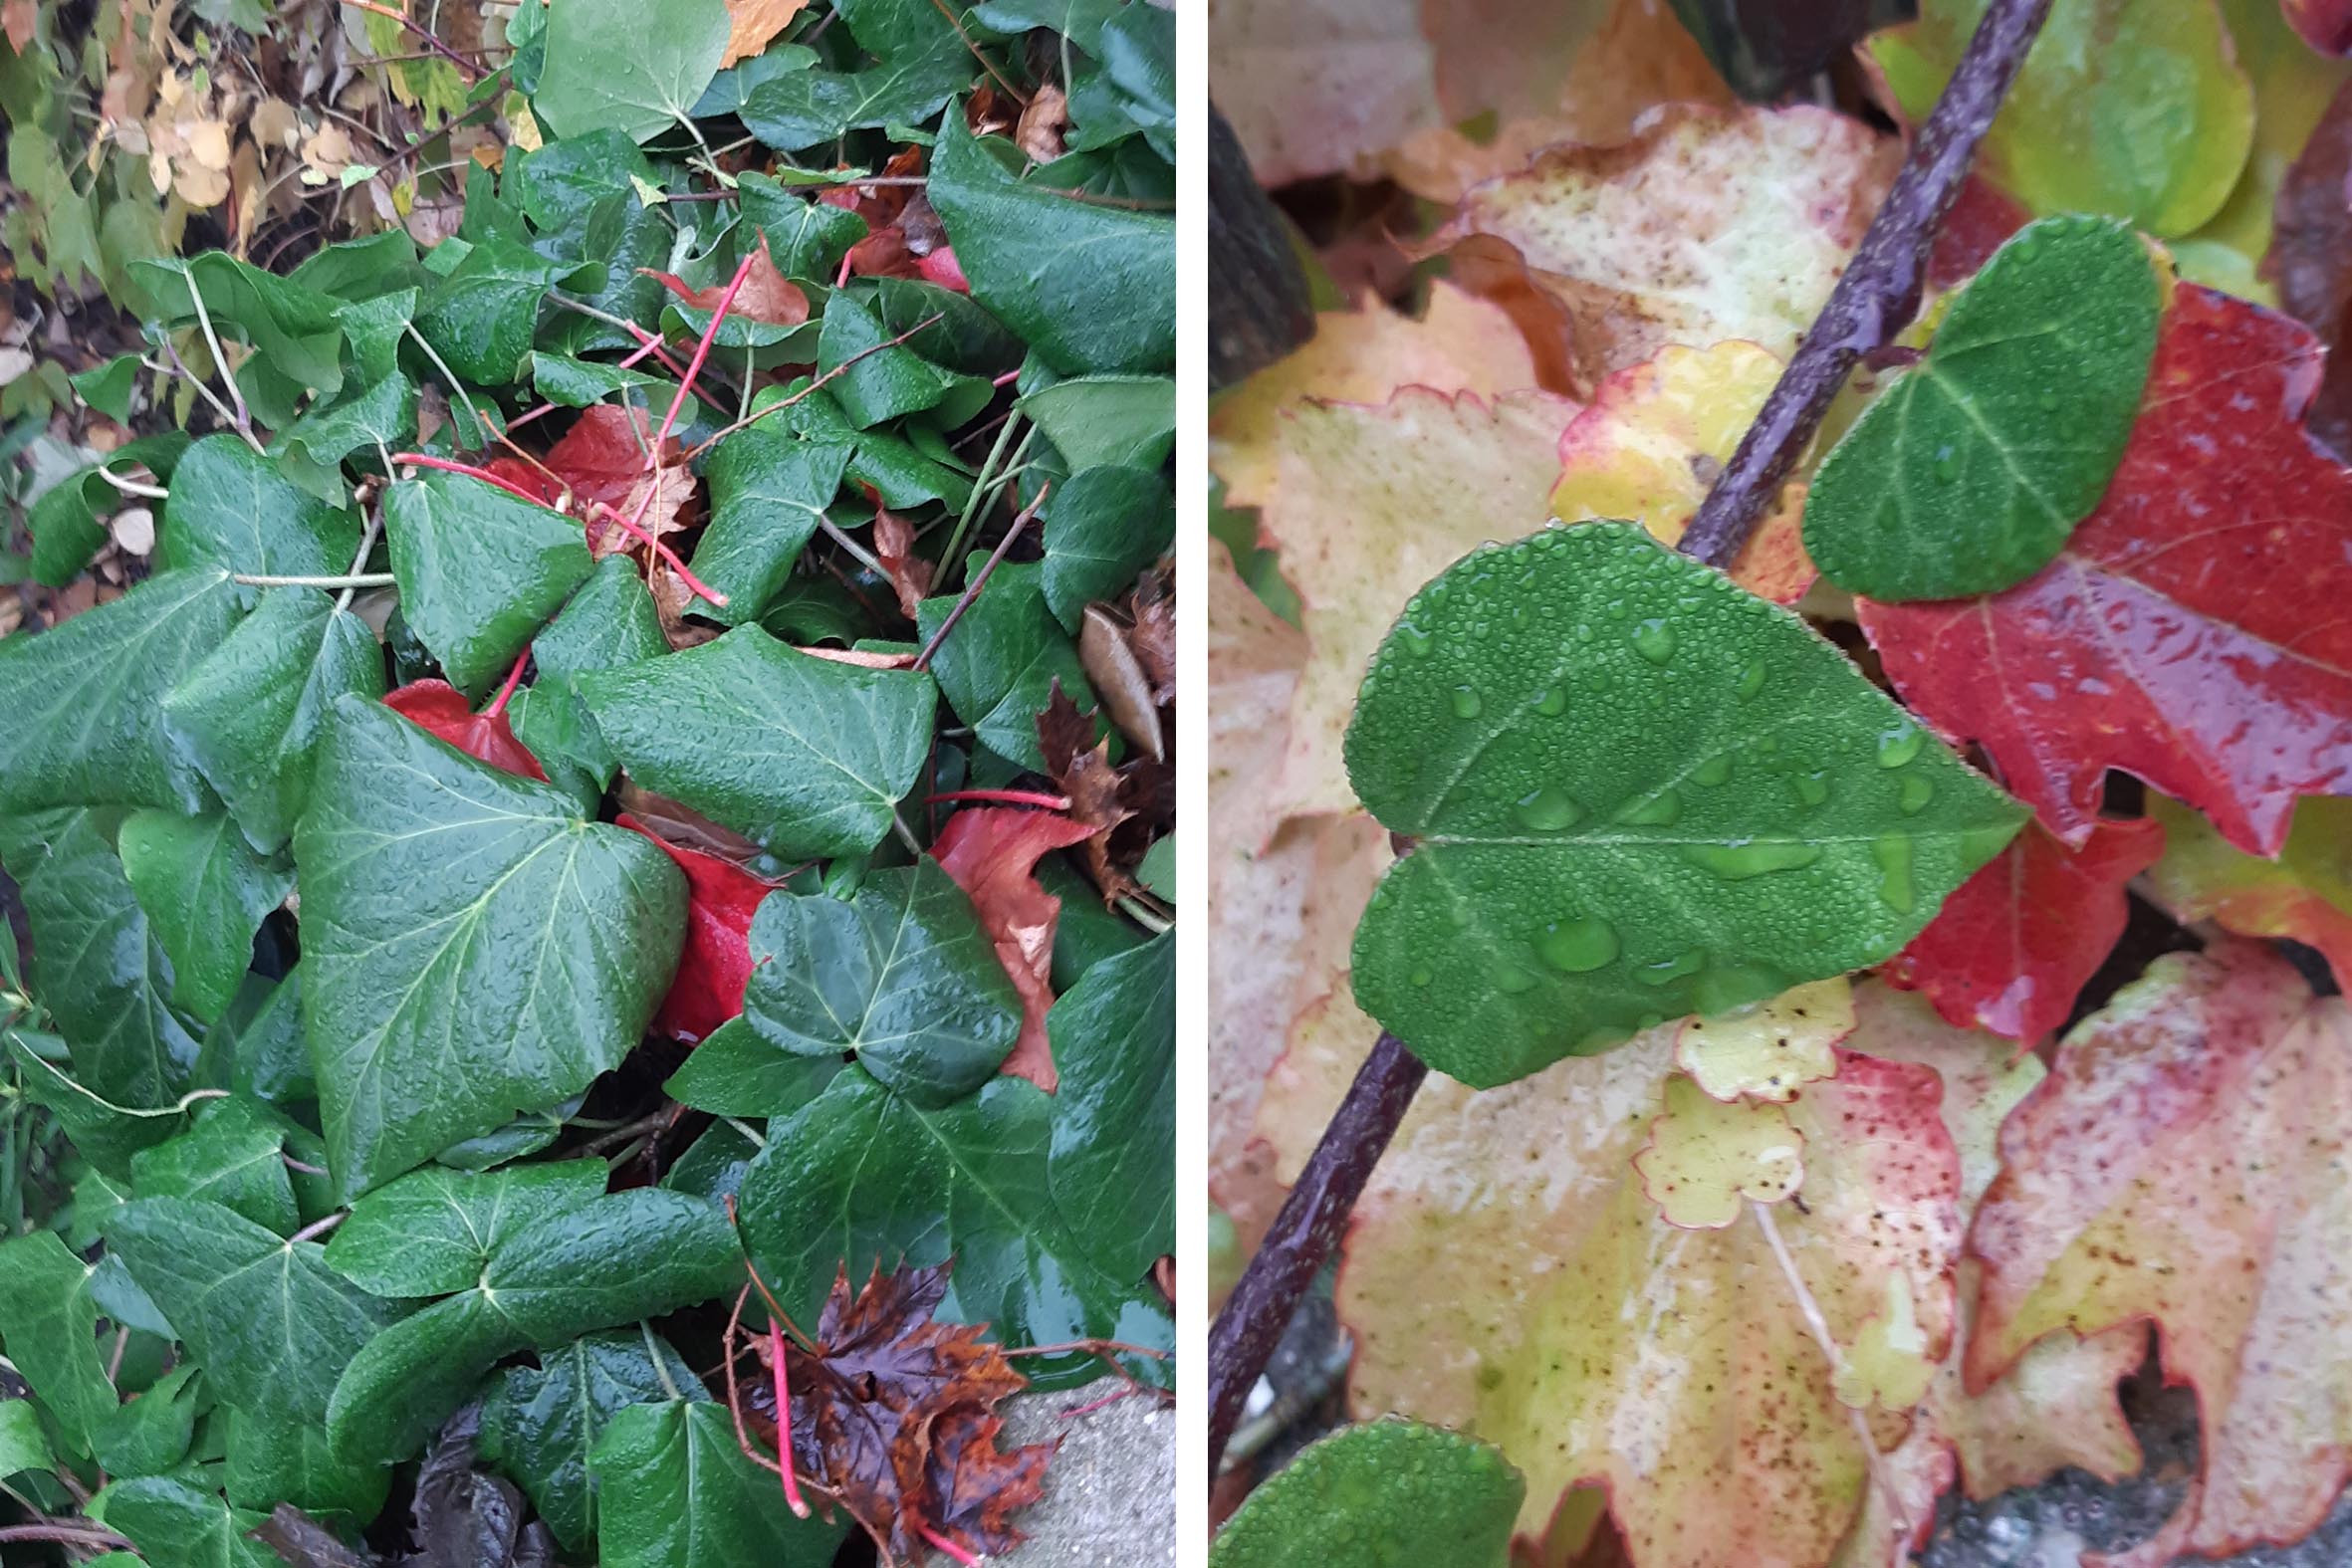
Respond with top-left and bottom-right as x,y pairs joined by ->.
1858,285 -> 2352,857
755,1263 -> 1048,1563
1881,816 -> 2165,1045
2267,79 -> 2352,461
1037,683 -> 1137,902
382,680 -> 547,781
931,806 -> 1096,1092
543,405 -> 694,557
616,813 -> 778,1042
1924,173 -> 2028,292
648,234 -> 811,327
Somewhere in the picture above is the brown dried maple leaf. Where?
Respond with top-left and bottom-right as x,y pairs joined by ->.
758,1263 -> 1052,1563
647,234 -> 810,328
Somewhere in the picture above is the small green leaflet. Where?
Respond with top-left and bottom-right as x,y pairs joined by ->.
155,435 -> 362,581
1047,931 -> 1174,1279
687,427 -> 850,626
590,1400 -> 849,1568
108,1195 -> 408,1426
742,861 -> 1023,1106
1207,1420 -> 1527,1568
663,1015 -> 844,1118
1040,464 -> 1175,630
413,236 -> 600,386
324,1188 -> 740,1460
1345,525 -> 2025,1087
577,626 -> 937,859
275,376 -> 419,505
295,698 -> 685,1201
118,809 -> 293,1026
736,1069 -> 1175,1383
0,1232 -> 118,1457
324,1158 -> 610,1296
384,469 -> 594,697
0,1398 -> 54,1480
533,0 -> 732,143
916,557 -> 1098,772
818,288 -> 992,429
0,568 -> 241,815
160,588 -> 388,854
1802,216 -> 2162,600
1018,375 -> 1176,471
479,1329 -> 709,1552
523,555 -> 671,791
93,1363 -> 202,1479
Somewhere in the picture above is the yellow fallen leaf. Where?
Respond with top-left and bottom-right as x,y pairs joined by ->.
1634,1073 -> 1805,1229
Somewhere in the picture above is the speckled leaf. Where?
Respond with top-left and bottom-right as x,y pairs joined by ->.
323,1159 -> 609,1297
686,426 -> 849,626
161,589 -> 388,854
384,469 -> 594,698
1804,218 -> 2162,599
1346,524 -> 2023,1086
1968,942 -> 2351,1568
1047,931 -> 1174,1279
480,1330 -> 709,1552
0,568 -> 241,815
2142,794 -> 2352,987
915,557 -> 1097,772
577,626 -> 935,858
735,1068 -> 1175,1382
294,698 -> 686,1202
0,1232 -> 118,1457
743,861 -> 1022,1106
1208,1419 -> 1524,1568
155,435 -> 362,580
589,1400 -> 849,1568
118,810 -> 292,1026
1632,1074 -> 1803,1228
535,0 -> 732,144
1039,465 -> 1175,631
109,1195 -> 406,1426
1871,0 -> 2254,236
1674,978 -> 1853,1103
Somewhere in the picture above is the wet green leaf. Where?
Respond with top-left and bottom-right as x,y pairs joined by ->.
294,698 -> 685,1201
534,0 -> 732,143
383,469 -> 594,697
98,1475 -> 284,1568
324,1159 -> 608,1297
818,287 -> 992,430
577,625 -> 936,858
687,428 -> 849,626
737,37 -> 971,152
118,810 -> 291,1026
1208,1420 -> 1525,1568
479,1329 -> 708,1551
0,1397 -> 54,1479
1047,931 -> 1173,1279
1804,217 -> 2163,600
916,557 -> 1097,771
274,376 -> 418,504
1346,524 -> 2025,1086
1039,464 -> 1173,629
414,236 -> 597,387
0,1232 -> 118,1457
127,1097 -> 304,1236
1018,375 -> 1176,471
131,254 -> 346,428
662,1014 -> 845,1117
93,1363 -> 202,1479
155,436 -> 361,580
592,1401 -> 849,1567
222,1407 -> 389,1524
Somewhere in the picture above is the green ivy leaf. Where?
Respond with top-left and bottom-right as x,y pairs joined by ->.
0,1232 -> 118,1457
118,810 -> 292,1026
916,557 -> 1097,772
818,288 -> 992,430
3,811 -> 203,1108
928,111 -> 1174,374
520,555 -> 670,792
0,1397 -> 54,1480
383,470 -> 593,697
3,1039 -> 189,1176
1018,376 -> 1176,471
736,38 -> 971,153
92,1363 -> 203,1479
130,254 -> 346,428
295,698 -> 686,1201
479,1329 -> 708,1552
71,353 -> 141,422
324,1188 -> 739,1461
588,1399 -> 848,1568
662,1015 -> 844,1117
414,236 -> 598,387
224,970 -> 313,1105
0,568 -> 241,815
534,0 -> 732,143
324,1159 -> 609,1297
736,1069 -> 1174,1379
127,1097 -> 304,1236
274,376 -> 418,505
154,436 -> 361,581
222,1406 -> 389,1525
97,1475 -> 284,1568
742,861 -> 1022,1106
687,428 -> 850,627
1207,1420 -> 1526,1568
1802,217 -> 2163,600
577,625 -> 936,859
1039,464 -> 1173,629
109,1196 -> 408,1427
1345,524 -> 2025,1087
161,589 -> 388,855
738,176 -> 870,279
1047,931 -> 1173,1279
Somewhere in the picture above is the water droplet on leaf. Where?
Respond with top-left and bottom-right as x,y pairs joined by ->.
1535,917 -> 1620,973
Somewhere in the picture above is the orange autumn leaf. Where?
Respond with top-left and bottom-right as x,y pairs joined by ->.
931,806 -> 1097,1093
721,0 -> 810,68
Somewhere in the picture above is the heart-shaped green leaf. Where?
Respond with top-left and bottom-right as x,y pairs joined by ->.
915,557 -> 1097,772
1047,931 -> 1173,1280
383,470 -> 594,697
1802,216 -> 2163,599
662,1015 -> 845,1117
533,0 -> 732,143
155,435 -> 362,579
576,625 -> 936,859
1039,464 -> 1174,630
0,1232 -> 118,1457
324,1158 -> 609,1296
118,809 -> 292,1026
1208,1420 -> 1525,1568
687,428 -> 849,626
98,1475 -> 283,1568
1345,524 -> 2025,1087
741,861 -> 1023,1106
161,588 -> 388,853
92,1363 -> 202,1480
295,698 -> 686,1201
126,1097 -> 307,1236
589,1400 -> 848,1568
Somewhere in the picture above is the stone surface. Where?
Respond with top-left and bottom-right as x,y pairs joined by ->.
993,1388 -> 1176,1565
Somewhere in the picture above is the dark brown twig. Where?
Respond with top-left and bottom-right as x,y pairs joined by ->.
1203,0 -> 2058,1481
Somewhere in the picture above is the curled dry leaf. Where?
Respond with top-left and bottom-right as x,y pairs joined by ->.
648,235 -> 809,328
1077,604 -> 1163,763
1016,84 -> 1068,164
721,0 -> 810,67
931,805 -> 1098,1092
872,506 -> 934,619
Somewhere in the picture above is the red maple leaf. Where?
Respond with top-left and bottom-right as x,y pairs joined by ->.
757,1264 -> 1049,1563
1881,816 -> 2164,1044
931,806 -> 1096,1092
616,813 -> 778,1043
1858,285 -> 2352,857
647,233 -> 812,327
382,680 -> 547,781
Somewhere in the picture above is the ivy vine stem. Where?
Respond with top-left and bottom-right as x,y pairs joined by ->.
1204,0 -> 2057,1479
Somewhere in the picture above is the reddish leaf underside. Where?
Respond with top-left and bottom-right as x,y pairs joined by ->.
1881,816 -> 2165,1045
931,806 -> 1098,1092
381,680 -> 547,781
1858,285 -> 2352,857
616,813 -> 777,1042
